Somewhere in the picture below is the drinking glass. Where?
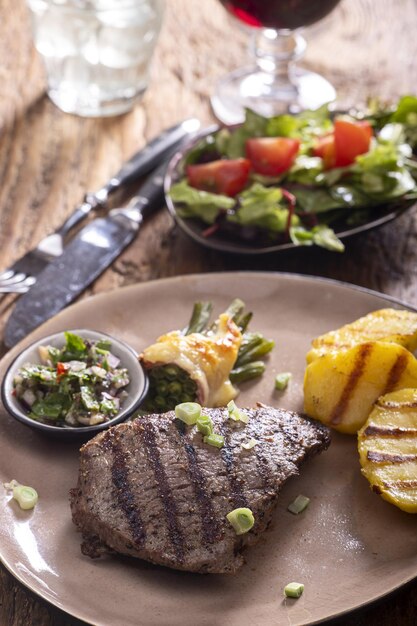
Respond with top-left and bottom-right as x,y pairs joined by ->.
26,0 -> 165,117
211,0 -> 342,124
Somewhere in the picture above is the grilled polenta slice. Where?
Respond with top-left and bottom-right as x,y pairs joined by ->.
304,341 -> 417,434
358,388 -> 417,513
307,308 -> 417,364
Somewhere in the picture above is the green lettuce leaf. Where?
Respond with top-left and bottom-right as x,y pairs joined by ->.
223,109 -> 268,158
355,143 -> 402,173
229,183 -> 299,232
183,135 -> 219,166
352,141 -> 417,199
391,95 -> 417,124
289,226 -> 314,246
329,185 -> 369,207
289,225 -> 344,252
292,188 -> 346,213
311,225 -> 345,252
288,155 -> 323,185
266,114 -> 300,138
378,123 -> 406,146
169,180 -> 235,225
389,96 -> 417,149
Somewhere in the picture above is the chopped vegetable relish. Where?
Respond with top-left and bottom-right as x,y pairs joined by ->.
13,332 -> 130,427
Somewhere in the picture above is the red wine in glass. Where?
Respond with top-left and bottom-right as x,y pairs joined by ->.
212,0 -> 342,124
219,0 -> 342,30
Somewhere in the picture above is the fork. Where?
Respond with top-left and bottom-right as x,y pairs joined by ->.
0,199 -> 95,293
0,118 -> 200,294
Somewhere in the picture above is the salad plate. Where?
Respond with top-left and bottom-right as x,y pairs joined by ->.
165,144 -> 415,255
0,272 -> 416,626
165,99 -> 417,255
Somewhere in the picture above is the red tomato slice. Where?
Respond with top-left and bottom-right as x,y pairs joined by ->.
333,119 -> 373,167
186,158 -> 251,196
245,137 -> 300,176
56,362 -> 68,379
313,134 -> 336,169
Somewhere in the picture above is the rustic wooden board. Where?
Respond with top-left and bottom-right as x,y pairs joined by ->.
0,0 -> 416,623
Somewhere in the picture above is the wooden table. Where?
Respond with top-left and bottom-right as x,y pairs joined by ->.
0,0 -> 416,623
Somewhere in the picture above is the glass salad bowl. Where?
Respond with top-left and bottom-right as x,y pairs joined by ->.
164,103 -> 417,256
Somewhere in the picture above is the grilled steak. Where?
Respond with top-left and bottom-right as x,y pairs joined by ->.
70,405 -> 330,574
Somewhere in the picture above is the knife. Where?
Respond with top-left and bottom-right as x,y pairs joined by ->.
4,160 -> 170,348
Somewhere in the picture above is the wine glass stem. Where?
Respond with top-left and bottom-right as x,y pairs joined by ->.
251,29 -> 306,90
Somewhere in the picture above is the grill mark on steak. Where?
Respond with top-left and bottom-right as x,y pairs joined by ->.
139,419 -> 185,563
175,420 -> 222,545
250,416 -> 278,490
254,448 -> 273,490
217,420 -> 248,508
109,431 -> 146,547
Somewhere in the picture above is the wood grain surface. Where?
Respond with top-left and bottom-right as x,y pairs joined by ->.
0,0 -> 416,624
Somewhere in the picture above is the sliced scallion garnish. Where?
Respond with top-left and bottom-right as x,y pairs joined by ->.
196,414 -> 213,436
12,485 -> 38,510
274,372 -> 292,391
203,433 -> 224,448
287,494 -> 310,515
175,402 -> 202,425
226,507 -> 255,535
284,582 -> 304,598
242,438 -> 258,450
227,400 -> 249,424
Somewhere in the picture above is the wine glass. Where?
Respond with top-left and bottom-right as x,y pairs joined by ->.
211,0 -> 342,124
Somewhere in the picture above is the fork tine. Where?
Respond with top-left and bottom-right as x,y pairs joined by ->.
0,284 -> 31,294
22,276 -> 36,287
0,272 -> 30,286
0,276 -> 36,293
0,270 -> 16,281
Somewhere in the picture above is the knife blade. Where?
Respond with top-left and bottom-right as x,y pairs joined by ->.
4,161 -> 169,348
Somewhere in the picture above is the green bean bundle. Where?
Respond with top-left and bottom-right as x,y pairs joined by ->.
141,299 -> 274,413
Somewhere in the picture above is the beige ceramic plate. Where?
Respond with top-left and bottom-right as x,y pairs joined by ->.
0,272 -> 416,626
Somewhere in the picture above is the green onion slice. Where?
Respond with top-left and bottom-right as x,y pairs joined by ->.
274,372 -> 292,391
203,433 -> 224,449
175,402 -> 201,425
13,485 -> 38,510
196,414 -> 213,436
242,438 -> 258,450
227,400 -> 249,424
287,494 -> 310,515
226,507 -> 255,535
284,582 -> 304,598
